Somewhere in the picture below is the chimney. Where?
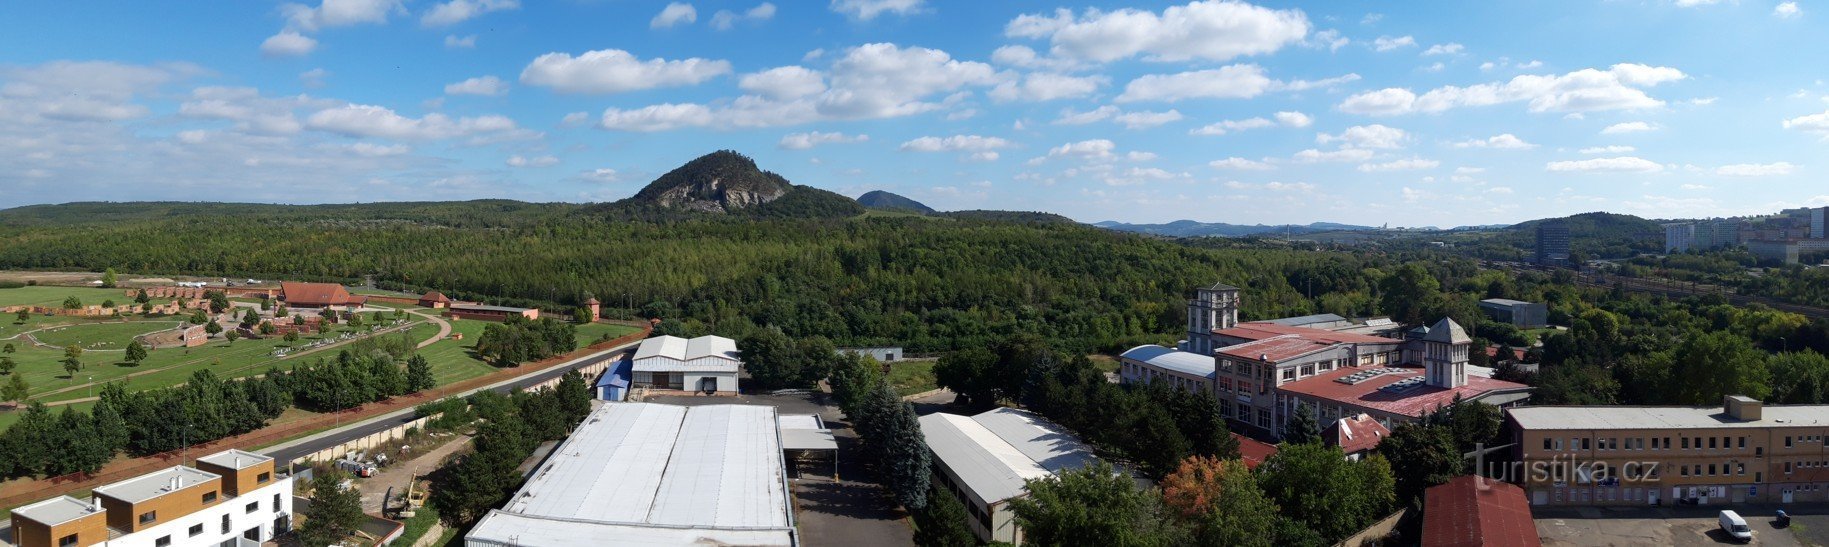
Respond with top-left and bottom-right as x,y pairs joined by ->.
169,476 -> 180,491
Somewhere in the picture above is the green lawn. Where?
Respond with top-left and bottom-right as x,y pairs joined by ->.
30,321 -> 182,351
1088,354 -> 1121,374
886,360 -> 937,396
413,319 -> 641,387
0,285 -> 131,309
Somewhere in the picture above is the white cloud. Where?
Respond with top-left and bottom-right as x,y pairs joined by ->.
1191,117 -> 1270,135
280,0 -> 403,32
989,73 -> 1107,102
597,103 -> 714,131
422,0 -> 519,26
1005,1 -> 1310,63
1455,167 -> 1486,174
900,134 -> 1013,152
1372,35 -> 1416,52
711,3 -> 776,30
651,3 -> 697,28
560,111 -> 590,126
306,104 -> 520,140
261,31 -> 318,57
1309,29 -> 1348,51
1580,145 -> 1636,154
1545,156 -> 1663,173
1053,105 -> 1118,125
1101,167 -> 1185,185
520,49 -> 730,94
1681,183 -> 1711,190
506,154 -> 558,167
299,68 -> 330,88
1209,157 -> 1274,170
1451,133 -> 1535,149
1775,1 -> 1802,18
779,131 -> 867,149
179,86 -> 328,135
1358,157 -> 1438,172
738,66 -> 827,100
1338,63 -> 1687,115
444,34 -> 477,49
345,142 -> 410,157
1292,148 -> 1375,163
988,45 -> 1081,71
1274,111 -> 1313,127
580,168 -> 621,183
1715,162 -> 1796,176
1422,43 -> 1464,56
1601,121 -> 1659,134
1782,109 -> 1829,135
1488,186 -> 1514,195
444,75 -> 508,96
831,0 -> 925,20
1047,139 -> 1117,160
1317,124 -> 1408,149
1113,110 -> 1184,129
1116,65 -> 1271,102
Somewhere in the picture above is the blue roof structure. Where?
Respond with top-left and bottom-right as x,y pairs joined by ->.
596,357 -> 632,389
1119,345 -> 1216,378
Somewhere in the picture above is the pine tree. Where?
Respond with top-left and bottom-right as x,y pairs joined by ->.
125,340 -> 148,366
225,330 -> 241,345
0,356 -> 14,376
912,482 -> 977,547
301,470 -> 365,547
1283,404 -> 1322,445
205,320 -> 222,336
2,374 -> 29,404
134,289 -> 150,304
554,370 -> 593,423
406,354 -> 436,392
864,383 -> 930,510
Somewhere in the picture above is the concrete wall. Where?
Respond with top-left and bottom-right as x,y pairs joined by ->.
291,416 -> 432,465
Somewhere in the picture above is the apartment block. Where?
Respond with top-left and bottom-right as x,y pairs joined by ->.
8,450 -> 293,547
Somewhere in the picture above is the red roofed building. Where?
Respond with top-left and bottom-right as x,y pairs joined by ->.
418,291 -> 452,309
1232,433 -> 1278,470
279,282 -> 366,309
1422,476 -> 1541,547
1327,413 -> 1392,460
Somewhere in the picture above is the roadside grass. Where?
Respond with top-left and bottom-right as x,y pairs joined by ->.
886,359 -> 937,396
393,505 -> 443,546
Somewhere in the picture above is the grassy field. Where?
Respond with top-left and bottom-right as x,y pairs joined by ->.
0,285 -> 131,309
391,319 -> 639,388
29,321 -> 182,351
886,359 -> 938,396
1087,354 -> 1121,374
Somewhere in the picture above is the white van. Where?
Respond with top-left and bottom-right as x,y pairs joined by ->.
1719,510 -> 1753,542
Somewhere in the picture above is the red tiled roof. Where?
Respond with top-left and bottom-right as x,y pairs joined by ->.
1277,365 -> 1530,419
1215,334 -> 1337,362
1232,433 -> 1278,470
1327,414 -> 1391,455
1221,322 -> 1403,345
420,291 -> 451,303
281,282 -> 361,306
1485,346 -> 1526,361
1422,476 -> 1541,547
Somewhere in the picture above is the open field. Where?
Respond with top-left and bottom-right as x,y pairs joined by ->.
887,359 -> 937,396
0,285 -> 133,309
29,320 -> 182,351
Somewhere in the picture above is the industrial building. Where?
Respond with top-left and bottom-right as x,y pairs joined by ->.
466,403 -> 797,546
1479,298 -> 1548,328
1535,221 -> 1571,266
1508,396 -> 1829,506
919,408 -> 1102,544
443,304 -> 540,322
630,335 -> 742,394
8,449 -> 293,547
837,346 -> 904,362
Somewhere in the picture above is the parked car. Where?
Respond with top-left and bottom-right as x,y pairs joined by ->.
1719,510 -> 1753,542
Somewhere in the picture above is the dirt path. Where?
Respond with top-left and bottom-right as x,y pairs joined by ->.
398,308 -> 451,349
356,433 -> 474,513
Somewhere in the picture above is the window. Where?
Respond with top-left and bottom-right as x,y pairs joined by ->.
247,501 -> 259,513
1786,461 -> 1794,474
274,493 -> 282,512
1581,438 -> 1591,450
1680,465 -> 1689,477
57,534 -> 77,547
1739,437 -> 1747,449
189,524 -> 204,537
1709,464 -> 1717,476
1683,438 -> 1690,449
1787,436 -> 1794,448
202,491 -> 217,503
139,511 -> 157,525
1739,463 -> 1747,475
1664,437 -> 1672,449
1710,437 -> 1718,449
222,514 -> 231,534
258,472 -> 271,484
155,536 -> 171,547
1544,438 -> 1554,450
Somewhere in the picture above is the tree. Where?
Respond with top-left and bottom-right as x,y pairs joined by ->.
259,321 -> 276,335
1378,423 -> 1459,505
1160,455 -> 1232,518
205,320 -> 223,336
100,268 -> 117,288
861,382 -> 930,510
1009,461 -> 1188,547
62,345 -> 83,376
91,399 -> 130,454
0,356 -> 14,375
301,470 -> 364,547
2,374 -> 29,405
913,482 -> 977,547
207,291 -> 229,314
1665,331 -> 1771,404
554,370 -> 592,423
934,347 -> 999,409
260,298 -> 272,311
14,309 -> 28,324
101,299 -> 116,309
1379,264 -> 1441,326
125,340 -> 148,366
188,310 -> 208,325
0,343 -> 10,353
572,306 -> 594,324
406,353 -> 437,393
1769,350 -> 1829,404
739,328 -> 803,389
225,330 -> 241,345
1257,443 -> 1395,543
62,296 -> 82,310
1282,404 -> 1322,445
134,289 -> 150,304
347,313 -> 364,329
284,330 -> 300,345
1193,460 -> 1281,547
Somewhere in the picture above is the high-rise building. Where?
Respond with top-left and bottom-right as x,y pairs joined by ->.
1664,223 -> 1695,253
1536,221 -> 1571,265
1182,282 -> 1240,355
1813,207 -> 1826,239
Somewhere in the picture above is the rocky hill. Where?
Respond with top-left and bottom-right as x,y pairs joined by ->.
611,150 -> 863,219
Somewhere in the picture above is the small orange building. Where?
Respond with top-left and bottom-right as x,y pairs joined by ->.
446,304 -> 539,322
418,291 -> 452,309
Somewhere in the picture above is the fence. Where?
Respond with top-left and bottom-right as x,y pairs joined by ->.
291,416 -> 434,464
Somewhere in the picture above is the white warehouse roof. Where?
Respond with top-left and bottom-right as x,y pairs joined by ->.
919,408 -> 1101,507
632,335 -> 742,373
1119,344 -> 1216,379
467,402 -> 795,547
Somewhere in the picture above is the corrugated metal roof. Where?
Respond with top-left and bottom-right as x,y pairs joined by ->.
1263,313 -> 1348,327
468,511 -> 794,547
1507,405 -> 1829,430
487,402 -> 793,542
919,408 -> 1100,505
633,335 -> 741,372
1479,298 -> 1536,307
1118,345 -> 1215,378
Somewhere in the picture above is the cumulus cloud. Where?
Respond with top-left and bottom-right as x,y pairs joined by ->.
1275,111 -> 1313,127
1357,157 -> 1438,172
1113,110 -> 1183,129
445,34 -> 477,49
1053,105 -> 1118,125
1337,63 -> 1686,115
1116,64 -> 1356,102
1545,156 -> 1663,173
1101,166 -> 1186,185
1209,157 -> 1274,170
580,168 -> 621,183
989,73 -> 1107,102
711,3 -> 776,30
596,103 -> 714,131
306,104 -> 521,140
299,68 -> 330,88
1715,162 -> 1795,176
738,66 -> 827,100
1004,1 -> 1310,63
506,154 -> 558,167
831,0 -> 925,20
1292,148 -> 1375,163
1580,145 -> 1636,154
280,0 -> 403,32
1422,43 -> 1464,56
1317,124 -> 1408,149
988,45 -> 1081,71
1450,133 -> 1535,149
1775,2 -> 1801,17
520,49 -> 730,94
650,2 -> 697,28
422,0 -> 519,26
1782,109 -> 1829,135
179,86 -> 332,135
1601,121 -> 1659,134
900,134 -> 1013,152
444,75 -> 508,96
261,31 -> 319,57
1190,111 -> 1310,136
1372,35 -> 1415,52
779,131 -> 867,149
1046,139 -> 1117,160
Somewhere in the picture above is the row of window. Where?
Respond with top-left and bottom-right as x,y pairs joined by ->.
147,494 -> 283,546
1544,435 -> 1754,452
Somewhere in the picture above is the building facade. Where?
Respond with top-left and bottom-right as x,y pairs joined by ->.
1182,282 -> 1240,356
629,335 -> 741,394
1508,396 -> 1829,506
920,408 -> 1101,544
1813,206 -> 1826,239
1479,299 -> 1548,328
1664,223 -> 1695,253
443,304 -> 539,322
8,450 -> 293,547
1535,221 -> 1571,265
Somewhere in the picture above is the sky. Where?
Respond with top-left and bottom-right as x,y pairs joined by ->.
1,0 -> 1826,227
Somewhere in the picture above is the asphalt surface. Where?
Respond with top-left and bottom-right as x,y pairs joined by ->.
262,346 -> 632,465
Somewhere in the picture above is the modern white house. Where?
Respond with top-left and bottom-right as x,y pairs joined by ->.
466,403 -> 797,546
918,408 -> 1102,544
630,335 -> 742,394
8,449 -> 293,547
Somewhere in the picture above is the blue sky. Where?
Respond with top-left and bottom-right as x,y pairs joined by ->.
1,0 -> 1826,226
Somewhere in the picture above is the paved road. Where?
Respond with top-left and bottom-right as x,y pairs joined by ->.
261,345 -> 634,465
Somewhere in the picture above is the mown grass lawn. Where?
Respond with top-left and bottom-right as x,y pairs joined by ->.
0,286 -> 131,309
30,321 -> 182,351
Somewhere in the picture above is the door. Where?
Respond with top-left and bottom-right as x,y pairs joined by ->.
1784,490 -> 1795,503
698,376 -> 716,394
1533,490 -> 1548,505
1648,489 -> 1659,505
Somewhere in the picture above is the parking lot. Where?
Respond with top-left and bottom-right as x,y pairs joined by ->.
643,392 -> 916,547
1536,505 -> 1828,546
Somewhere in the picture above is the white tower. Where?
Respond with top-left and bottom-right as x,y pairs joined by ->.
1185,282 -> 1240,355
1421,317 -> 1471,388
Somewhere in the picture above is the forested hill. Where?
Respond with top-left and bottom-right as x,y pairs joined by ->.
1452,211 -> 1663,260
855,190 -> 935,214
597,150 -> 865,219
0,200 -> 1358,352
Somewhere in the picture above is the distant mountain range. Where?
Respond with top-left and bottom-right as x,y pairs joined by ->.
855,190 -> 935,214
1092,220 -> 1379,237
